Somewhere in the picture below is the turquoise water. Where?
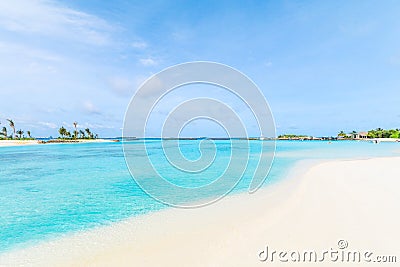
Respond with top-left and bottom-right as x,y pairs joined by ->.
0,140 -> 399,252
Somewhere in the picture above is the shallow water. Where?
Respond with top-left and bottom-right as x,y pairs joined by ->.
0,140 -> 399,252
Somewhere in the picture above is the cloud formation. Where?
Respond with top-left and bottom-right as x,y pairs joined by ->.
38,121 -> 58,129
83,101 -> 101,115
139,58 -> 158,66
132,41 -> 147,49
0,0 -> 113,45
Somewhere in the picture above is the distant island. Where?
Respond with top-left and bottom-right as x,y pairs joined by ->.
278,128 -> 400,141
0,119 -> 34,140
0,119 -> 119,147
0,119 -> 99,141
1,117 -> 399,144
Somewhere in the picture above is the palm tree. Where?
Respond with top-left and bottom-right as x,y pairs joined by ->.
376,128 -> 384,138
16,129 -> 24,139
6,119 -> 15,139
85,128 -> 91,139
79,130 -> 85,139
27,131 -> 31,138
59,126 -> 67,139
73,122 -> 78,139
1,127 -> 7,138
337,131 -> 346,137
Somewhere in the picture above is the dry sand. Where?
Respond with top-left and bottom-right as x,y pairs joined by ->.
1,157 -> 399,266
0,139 -> 115,147
0,140 -> 40,147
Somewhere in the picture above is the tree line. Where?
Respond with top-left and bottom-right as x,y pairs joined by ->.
0,119 -> 99,140
366,128 -> 400,139
58,122 -> 98,139
338,128 -> 400,139
0,119 -> 32,140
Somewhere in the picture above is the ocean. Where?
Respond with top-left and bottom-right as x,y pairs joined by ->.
0,140 -> 399,252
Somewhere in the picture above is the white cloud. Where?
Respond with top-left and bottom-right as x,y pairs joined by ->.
38,121 -> 58,129
171,30 -> 190,42
132,41 -> 147,49
0,41 -> 63,76
0,41 -> 63,61
0,0 -> 113,45
108,75 -> 149,97
83,101 -> 101,115
81,122 -> 115,129
139,58 -> 158,66
108,76 -> 135,96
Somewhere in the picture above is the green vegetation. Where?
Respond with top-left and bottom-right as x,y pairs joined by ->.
16,129 -> 24,139
0,119 -> 34,140
58,122 -> 98,140
7,119 -> 15,138
337,128 -> 400,139
337,130 -> 352,139
1,127 -> 7,138
73,121 -> 78,139
278,134 -> 309,139
367,128 -> 400,139
58,126 -> 68,139
0,119 -> 99,141
337,130 -> 346,137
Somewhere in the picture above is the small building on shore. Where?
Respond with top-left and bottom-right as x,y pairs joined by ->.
352,132 -> 368,139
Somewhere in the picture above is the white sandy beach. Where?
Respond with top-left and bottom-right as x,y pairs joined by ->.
0,140 -> 40,147
1,157 -> 399,266
0,139 -> 115,147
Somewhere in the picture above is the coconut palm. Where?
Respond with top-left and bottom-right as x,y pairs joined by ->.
6,119 -> 15,139
16,129 -> 24,139
85,128 -> 91,139
27,131 -> 31,138
59,126 -> 67,139
73,122 -> 78,139
79,130 -> 85,139
1,127 -> 7,138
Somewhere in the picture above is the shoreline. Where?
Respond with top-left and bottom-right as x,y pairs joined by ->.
1,138 -> 399,148
0,139 -> 117,147
0,158 -> 309,261
0,140 -> 40,147
1,156 -> 399,266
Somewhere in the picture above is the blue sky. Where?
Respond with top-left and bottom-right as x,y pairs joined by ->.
0,0 -> 399,137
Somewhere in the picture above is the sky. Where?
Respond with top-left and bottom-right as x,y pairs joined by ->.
0,0 -> 399,137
